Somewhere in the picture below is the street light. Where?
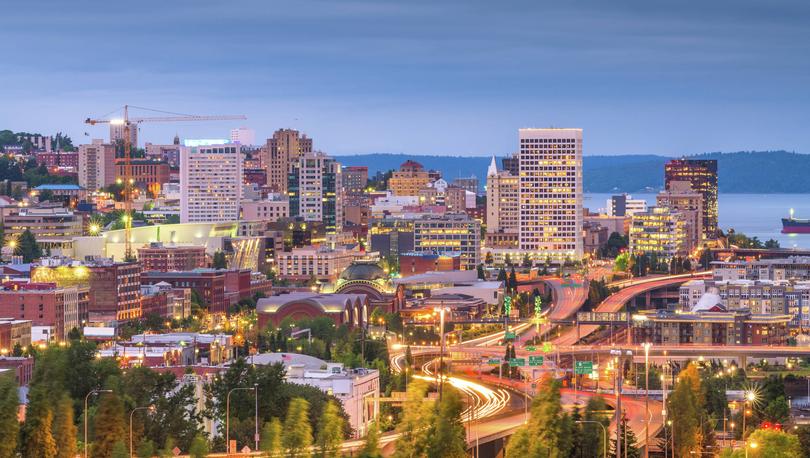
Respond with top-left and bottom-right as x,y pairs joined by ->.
84,389 -> 113,458
226,386 -> 257,454
129,405 -> 155,458
745,440 -> 758,458
642,342 -> 651,458
576,420 -> 607,458
435,306 -> 450,400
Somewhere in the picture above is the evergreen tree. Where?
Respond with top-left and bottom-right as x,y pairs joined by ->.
136,440 -> 155,458
282,398 -> 313,458
15,228 -> 42,262
426,386 -> 467,458
93,392 -> 127,458
26,408 -> 57,458
189,435 -> 209,458
484,251 -> 493,265
212,251 -> 228,269
610,414 -> 640,458
508,266 -> 518,293
668,364 -> 702,456
316,401 -> 345,458
260,418 -> 282,455
582,396 -> 610,458
497,268 -> 507,282
506,376 -> 572,457
393,381 -> 435,458
0,376 -> 19,457
111,441 -> 128,458
159,436 -> 176,458
358,421 -> 382,458
522,253 -> 532,268
53,394 -> 78,458
477,263 -> 486,280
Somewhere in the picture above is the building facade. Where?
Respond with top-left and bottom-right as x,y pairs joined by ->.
665,159 -> 718,238
485,156 -> 519,240
656,180 -> 704,253
518,128 -> 583,260
242,196 -> 290,222
288,151 -> 343,235
137,243 -> 207,272
0,283 -> 79,341
263,129 -> 313,194
342,166 -> 368,196
180,143 -> 242,223
78,141 -> 116,191
116,159 -> 171,197
413,213 -> 480,270
629,206 -> 688,258
388,160 -> 431,197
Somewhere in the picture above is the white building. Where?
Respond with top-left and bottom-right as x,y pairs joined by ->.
485,156 -> 519,234
241,195 -> 289,222
606,194 -> 648,217
289,151 -> 343,234
230,127 -> 256,146
518,128 -> 583,260
251,353 -> 379,438
180,143 -> 242,223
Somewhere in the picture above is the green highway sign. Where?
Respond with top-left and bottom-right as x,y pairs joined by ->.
526,346 -> 536,352
529,356 -> 544,366
509,358 -> 526,367
487,358 -> 501,365
505,331 -> 516,339
575,361 -> 593,375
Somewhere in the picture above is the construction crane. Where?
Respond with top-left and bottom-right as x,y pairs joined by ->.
85,105 -> 246,260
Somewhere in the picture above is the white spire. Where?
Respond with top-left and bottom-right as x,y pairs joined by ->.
487,156 -> 498,176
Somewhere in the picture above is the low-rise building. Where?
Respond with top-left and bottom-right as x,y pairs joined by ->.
130,332 -> 233,365
137,243 -> 207,272
3,206 -> 84,257
275,246 -> 362,282
413,213 -> 480,270
257,292 -> 369,329
398,252 -> 461,277
242,195 -> 289,222
0,282 -> 80,340
631,309 -> 790,346
0,319 -> 32,351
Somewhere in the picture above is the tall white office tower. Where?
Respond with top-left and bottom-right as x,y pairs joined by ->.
180,143 -> 243,223
518,128 -> 583,260
230,127 -> 256,146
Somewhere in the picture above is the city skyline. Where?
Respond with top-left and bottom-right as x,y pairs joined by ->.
2,0 -> 809,156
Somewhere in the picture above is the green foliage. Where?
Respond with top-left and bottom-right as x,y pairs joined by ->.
136,439 -> 155,458
614,252 -> 630,272
189,435 -> 209,458
506,376 -> 573,457
93,392 -> 127,458
0,376 -> 19,457
213,250 -> 228,269
53,394 -> 78,458
260,418 -> 282,455
609,414 -> 640,458
720,428 -> 801,458
600,232 -> 629,258
426,386 -> 467,458
477,263 -> 486,280
316,400 -> 345,458
581,396 -> 610,458
282,398 -> 313,457
111,441 -> 128,458
15,228 -> 42,262
358,421 -> 382,458
26,407 -> 57,458
393,380 -> 435,458
667,363 -> 702,455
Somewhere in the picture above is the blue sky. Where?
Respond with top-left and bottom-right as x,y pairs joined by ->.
2,0 -> 809,156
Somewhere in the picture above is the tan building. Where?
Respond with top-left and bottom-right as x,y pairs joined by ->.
78,140 -> 116,191
242,196 -> 290,222
629,206 -> 689,258
3,206 -> 83,256
389,160 -> 431,196
485,156 -> 519,239
656,180 -> 704,253
262,129 -> 313,194
444,186 -> 469,212
276,246 -> 362,282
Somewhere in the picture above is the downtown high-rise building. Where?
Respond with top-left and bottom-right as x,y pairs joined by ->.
485,156 -> 519,248
262,129 -> 313,194
110,123 -> 138,148
518,128 -> 583,260
664,159 -> 718,239
78,140 -> 116,191
180,143 -> 242,223
288,151 -> 343,235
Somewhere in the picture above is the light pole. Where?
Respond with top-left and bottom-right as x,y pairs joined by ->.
84,389 -> 112,458
129,405 -> 155,458
254,383 -> 259,452
743,390 -> 756,441
643,342 -> 651,458
435,306 -> 449,400
576,420 -> 607,458
745,440 -> 758,458
226,386 -> 257,454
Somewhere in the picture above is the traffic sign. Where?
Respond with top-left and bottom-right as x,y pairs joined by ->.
505,331 -> 516,339
509,358 -> 525,367
529,355 -> 544,366
487,358 -> 501,365
526,346 -> 537,352
575,361 -> 593,375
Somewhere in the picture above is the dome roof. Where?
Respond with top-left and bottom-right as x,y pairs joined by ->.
340,262 -> 387,282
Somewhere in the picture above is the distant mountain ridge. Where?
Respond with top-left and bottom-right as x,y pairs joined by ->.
334,150 -> 810,193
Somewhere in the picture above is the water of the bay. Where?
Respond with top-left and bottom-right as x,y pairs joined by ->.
585,193 -> 810,249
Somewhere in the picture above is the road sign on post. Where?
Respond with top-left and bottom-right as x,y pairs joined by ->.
526,345 -> 536,352
534,296 -> 542,315
504,296 -> 512,316
509,358 -> 525,367
575,361 -> 593,375
487,358 -> 501,365
529,355 -> 544,366
505,331 -> 516,340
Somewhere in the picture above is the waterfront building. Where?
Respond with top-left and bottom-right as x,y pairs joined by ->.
656,180 -> 704,252
629,206 -> 688,258
665,159 -> 718,238
606,194 -> 648,217
518,128 -> 583,260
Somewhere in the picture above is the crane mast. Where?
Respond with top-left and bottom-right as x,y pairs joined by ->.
85,105 -> 247,260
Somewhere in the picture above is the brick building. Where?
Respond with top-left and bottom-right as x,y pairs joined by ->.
137,243 -> 207,272
0,282 -> 80,340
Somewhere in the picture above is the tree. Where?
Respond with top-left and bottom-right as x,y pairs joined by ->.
393,380 -> 435,458
426,386 -> 467,458
15,228 -> 42,262
508,266 -> 518,294
522,253 -> 532,268
93,392 -> 127,458
136,440 -> 155,458
358,421 -> 382,458
506,376 -> 572,457
581,396 -> 610,458
26,408 -> 57,458
53,394 -> 78,458
282,398 -> 313,457
260,417 -> 282,455
316,401 -> 345,458
0,376 -> 19,457
610,414 -> 640,458
484,251 -> 493,265
213,250 -> 228,269
189,435 -> 209,458
477,263 -> 486,280
668,364 -> 702,456
720,428 -> 801,457
111,441 -> 129,458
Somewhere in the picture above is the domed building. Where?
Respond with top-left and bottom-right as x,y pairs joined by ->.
328,261 -> 404,312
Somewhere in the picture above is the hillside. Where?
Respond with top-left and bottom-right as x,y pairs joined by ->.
335,150 -> 810,193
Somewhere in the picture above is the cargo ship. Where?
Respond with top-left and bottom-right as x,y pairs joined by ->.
782,209 -> 810,234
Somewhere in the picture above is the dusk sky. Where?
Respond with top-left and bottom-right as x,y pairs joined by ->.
2,0 -> 809,156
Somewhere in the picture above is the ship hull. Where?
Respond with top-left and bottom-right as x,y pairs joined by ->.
782,217 -> 810,234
